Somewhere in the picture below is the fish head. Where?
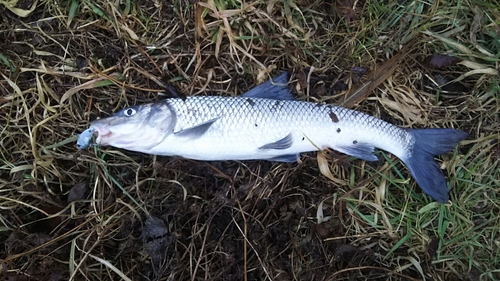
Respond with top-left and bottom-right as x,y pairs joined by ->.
90,102 -> 175,151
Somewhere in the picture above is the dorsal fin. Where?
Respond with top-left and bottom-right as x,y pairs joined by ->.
241,72 -> 294,100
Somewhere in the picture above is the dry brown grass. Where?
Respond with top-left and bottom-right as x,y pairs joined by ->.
1,0 -> 499,280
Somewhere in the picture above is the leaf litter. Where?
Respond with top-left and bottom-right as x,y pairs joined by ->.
0,0 -> 499,280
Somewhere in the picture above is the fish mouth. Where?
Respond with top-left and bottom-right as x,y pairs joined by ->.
91,125 -> 136,146
91,125 -> 112,144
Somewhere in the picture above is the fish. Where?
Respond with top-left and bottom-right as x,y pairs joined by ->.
76,128 -> 95,150
78,72 -> 468,203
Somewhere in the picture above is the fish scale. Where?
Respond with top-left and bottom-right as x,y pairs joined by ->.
80,72 -> 468,203
164,96 -> 411,163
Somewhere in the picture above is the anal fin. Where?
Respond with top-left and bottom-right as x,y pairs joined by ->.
336,143 -> 378,161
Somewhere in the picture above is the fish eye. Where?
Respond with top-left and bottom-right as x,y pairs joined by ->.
124,108 -> 136,117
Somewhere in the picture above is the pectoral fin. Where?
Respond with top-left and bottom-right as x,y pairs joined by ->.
259,133 -> 293,150
174,118 -> 218,138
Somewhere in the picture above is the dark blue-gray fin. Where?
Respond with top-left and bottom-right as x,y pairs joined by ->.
259,133 -> 293,150
174,118 -> 218,138
336,143 -> 379,161
403,128 -> 468,203
241,72 -> 294,100
268,154 -> 299,162
165,84 -> 187,100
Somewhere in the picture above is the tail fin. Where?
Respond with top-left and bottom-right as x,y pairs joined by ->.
402,129 -> 468,203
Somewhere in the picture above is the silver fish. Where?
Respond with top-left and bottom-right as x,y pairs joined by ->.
76,128 -> 95,149
78,73 -> 467,202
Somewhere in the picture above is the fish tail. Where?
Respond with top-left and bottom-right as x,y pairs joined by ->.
402,128 -> 468,203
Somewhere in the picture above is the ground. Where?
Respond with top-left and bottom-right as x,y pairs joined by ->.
0,0 -> 499,280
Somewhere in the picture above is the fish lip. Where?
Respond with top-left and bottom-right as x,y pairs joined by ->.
90,125 -> 111,144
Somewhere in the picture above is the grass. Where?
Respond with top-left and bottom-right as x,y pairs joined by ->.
0,0 -> 499,280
